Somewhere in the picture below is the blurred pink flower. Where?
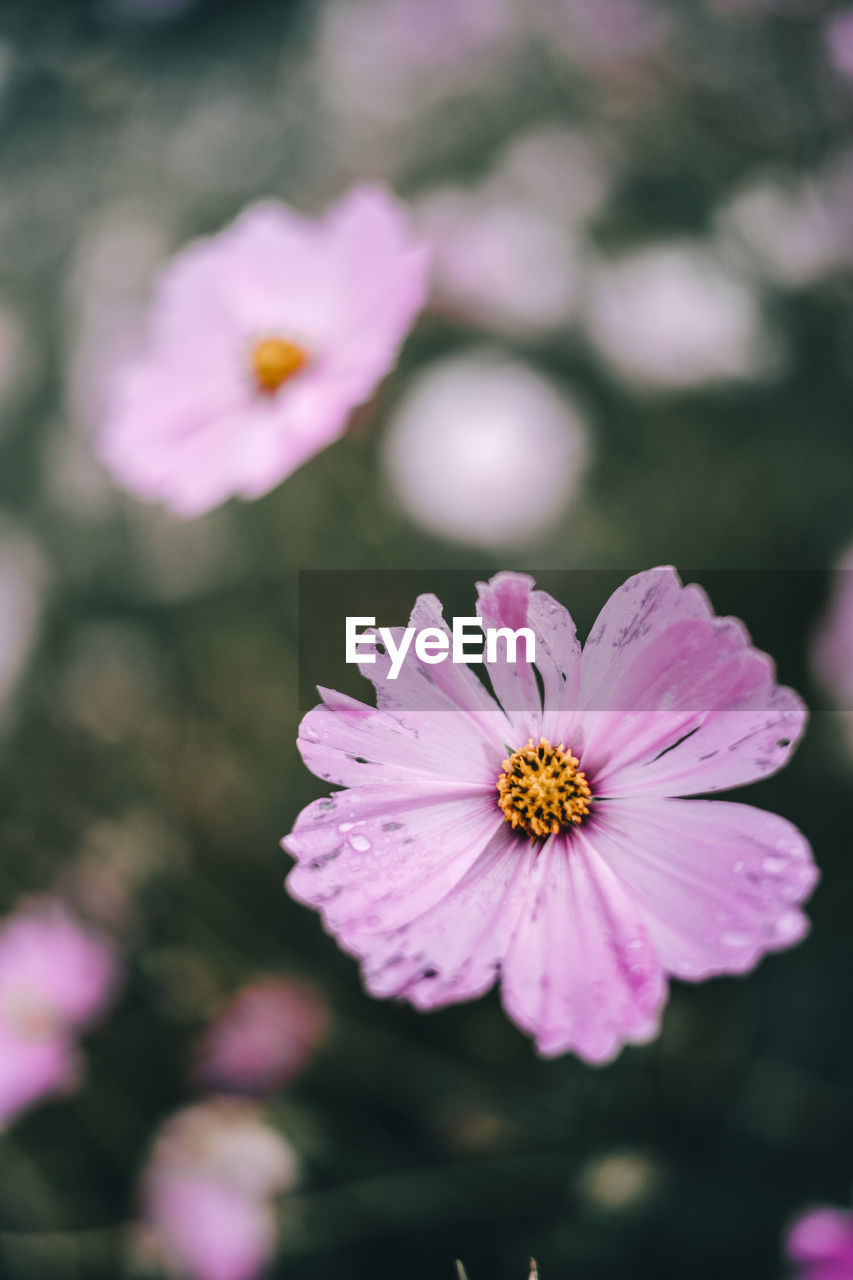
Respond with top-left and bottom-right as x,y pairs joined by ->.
192,976 -> 329,1096
494,123 -> 617,227
283,569 -> 816,1062
826,9 -> 853,79
140,1100 -> 297,1280
0,898 -> 120,1124
787,1207 -> 853,1279
97,186 -> 429,517
319,0 -> 516,94
533,0 -> 668,70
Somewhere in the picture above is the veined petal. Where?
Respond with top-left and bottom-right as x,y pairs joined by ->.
354,825 -> 536,1008
0,1021 -> 79,1123
285,784 -> 504,945
475,571 -> 583,744
586,797 -> 817,979
298,685 -> 503,789
588,693 -> 806,798
578,566 -> 713,710
501,831 -> 666,1062
574,567 -> 806,794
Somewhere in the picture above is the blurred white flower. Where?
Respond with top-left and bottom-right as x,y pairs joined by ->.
418,187 -> 578,336
382,351 -> 589,547
492,122 -> 618,227
582,241 -> 779,390
139,1100 -> 297,1280
716,160 -> 853,288
315,0 -> 518,167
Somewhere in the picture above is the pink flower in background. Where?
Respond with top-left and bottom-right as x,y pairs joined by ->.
192,976 -> 329,1096
787,1207 -> 853,1279
283,569 -> 816,1062
825,9 -> 853,79
0,898 -> 120,1124
140,1100 -> 297,1280
97,186 -> 429,517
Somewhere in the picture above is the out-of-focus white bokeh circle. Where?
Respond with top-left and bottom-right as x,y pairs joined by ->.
382,351 -> 589,548
582,241 -> 778,390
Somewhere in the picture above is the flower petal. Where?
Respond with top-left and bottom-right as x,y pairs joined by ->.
297,683 -> 503,789
285,785 -> 506,951
500,832 -> 666,1062
316,185 -> 432,399
574,567 -> 806,794
586,797 -> 817,979
0,901 -> 120,1027
355,824 -> 537,1008
475,571 -> 583,744
146,1173 -> 275,1280
788,1209 -> 853,1264
0,1020 -> 79,1123
98,186 -> 428,517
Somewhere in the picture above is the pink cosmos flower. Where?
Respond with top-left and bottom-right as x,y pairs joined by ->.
191,975 -> 329,1096
97,186 -> 429,517
139,1100 -> 297,1280
283,569 -> 816,1062
787,1207 -> 853,1280
0,898 -> 120,1123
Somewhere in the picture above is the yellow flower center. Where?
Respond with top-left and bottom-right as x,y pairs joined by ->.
497,737 -> 592,839
250,336 -> 309,395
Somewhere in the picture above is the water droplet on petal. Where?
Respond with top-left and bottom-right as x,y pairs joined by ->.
721,930 -> 753,948
349,834 -> 371,852
773,910 -> 803,942
339,822 -> 354,833
761,855 -> 787,875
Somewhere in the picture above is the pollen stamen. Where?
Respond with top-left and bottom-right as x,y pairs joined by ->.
250,336 -> 309,395
497,737 -> 591,840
